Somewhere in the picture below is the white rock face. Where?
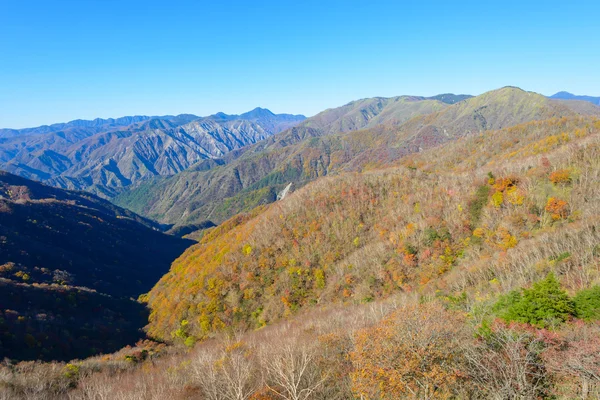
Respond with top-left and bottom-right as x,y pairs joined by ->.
277,182 -> 293,200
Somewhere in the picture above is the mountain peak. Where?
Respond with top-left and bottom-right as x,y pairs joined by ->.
553,91 -> 574,96
240,107 -> 276,120
549,91 -> 600,105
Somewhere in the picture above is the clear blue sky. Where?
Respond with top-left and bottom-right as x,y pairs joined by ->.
1,0 -> 599,128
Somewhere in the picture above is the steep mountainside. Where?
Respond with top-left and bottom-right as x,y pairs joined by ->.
113,95 -> 454,224
0,110 -> 305,197
550,91 -> 600,105
144,115 -> 600,344
0,172 -> 193,361
301,96 -> 448,135
427,93 -> 473,104
115,87 -> 600,228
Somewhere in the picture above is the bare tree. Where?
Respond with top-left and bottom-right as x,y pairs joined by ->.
464,325 -> 549,400
261,340 -> 327,400
191,341 -> 259,400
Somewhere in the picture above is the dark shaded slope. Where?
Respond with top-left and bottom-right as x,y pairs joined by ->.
0,171 -> 193,361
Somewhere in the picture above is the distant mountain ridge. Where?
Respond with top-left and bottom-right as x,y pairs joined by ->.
550,91 -> 600,105
0,109 -> 305,197
0,114 -> 199,138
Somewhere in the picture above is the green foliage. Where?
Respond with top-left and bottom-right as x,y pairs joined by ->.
184,336 -> 196,348
497,273 -> 575,328
173,319 -> 193,343
425,227 -> 450,245
469,185 -> 490,226
573,285 -> 600,321
475,319 -> 493,340
549,251 -> 571,263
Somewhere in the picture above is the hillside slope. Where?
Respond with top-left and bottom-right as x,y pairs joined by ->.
0,172 -> 193,361
145,115 -> 600,345
116,87 -> 600,227
301,96 -> 448,134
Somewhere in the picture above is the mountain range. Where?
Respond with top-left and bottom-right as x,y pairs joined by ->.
0,109 -> 305,197
114,87 -> 600,230
2,86 -> 600,399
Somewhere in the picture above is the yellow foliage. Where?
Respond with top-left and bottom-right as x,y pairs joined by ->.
472,228 -> 484,238
505,186 -> 524,205
413,202 -> 421,214
491,191 -> 504,208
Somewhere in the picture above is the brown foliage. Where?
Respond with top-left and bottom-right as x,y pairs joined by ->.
350,302 -> 468,399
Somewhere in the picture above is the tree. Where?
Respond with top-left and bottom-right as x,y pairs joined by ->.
191,340 -> 259,400
574,286 -> 600,321
545,198 -> 569,220
350,303 -> 467,399
464,322 -> 550,399
499,273 -> 575,328
261,339 -> 326,400
543,322 -> 600,399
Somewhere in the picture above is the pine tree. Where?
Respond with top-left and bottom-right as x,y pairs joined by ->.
573,286 -> 600,321
501,273 -> 574,328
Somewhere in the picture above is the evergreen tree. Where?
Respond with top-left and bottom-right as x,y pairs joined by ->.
500,273 -> 574,328
573,285 -> 600,321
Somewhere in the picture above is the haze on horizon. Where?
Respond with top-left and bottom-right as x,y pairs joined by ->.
1,0 -> 599,128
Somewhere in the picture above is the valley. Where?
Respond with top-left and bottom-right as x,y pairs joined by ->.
1,88 -> 600,399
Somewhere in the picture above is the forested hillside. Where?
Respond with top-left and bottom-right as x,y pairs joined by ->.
144,115 -> 600,342
6,113 -> 597,400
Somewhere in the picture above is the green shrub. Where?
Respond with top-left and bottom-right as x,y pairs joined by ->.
497,273 -> 574,328
469,185 -> 490,226
573,285 -> 600,321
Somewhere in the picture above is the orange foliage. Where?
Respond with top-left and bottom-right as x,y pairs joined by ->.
350,303 -> 467,399
549,169 -> 571,185
545,198 -> 569,220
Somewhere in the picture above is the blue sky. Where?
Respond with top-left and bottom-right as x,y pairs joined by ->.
1,0 -> 599,128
